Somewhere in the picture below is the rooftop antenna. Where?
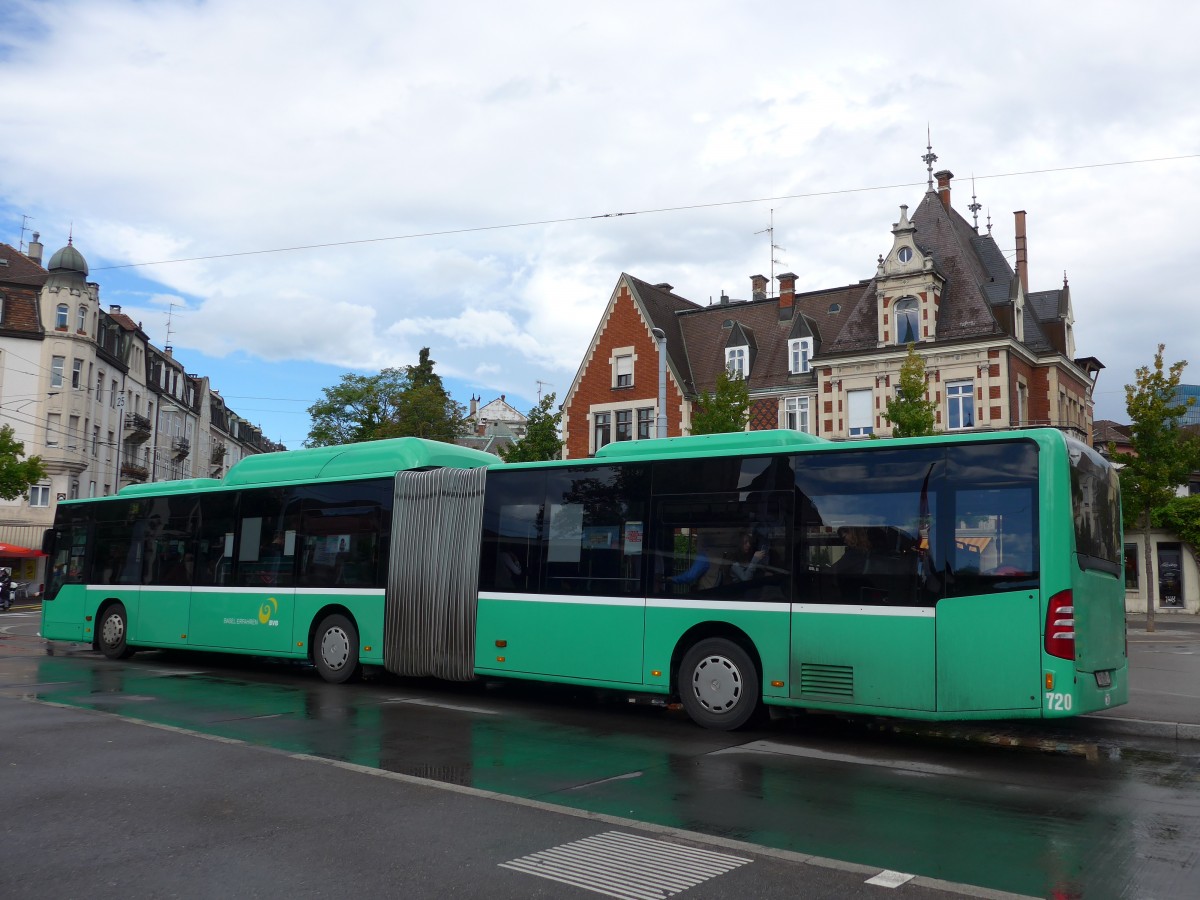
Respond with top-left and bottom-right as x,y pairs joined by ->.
753,209 -> 787,296
164,300 -> 184,349
536,380 -> 553,401
921,125 -> 938,190
18,214 -> 33,253
968,175 -> 982,231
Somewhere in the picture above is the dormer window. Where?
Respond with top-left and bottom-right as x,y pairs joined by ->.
726,346 -> 747,378
894,297 -> 920,344
788,338 -> 812,374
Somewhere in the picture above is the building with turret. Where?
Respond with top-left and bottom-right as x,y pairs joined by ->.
0,234 -> 283,564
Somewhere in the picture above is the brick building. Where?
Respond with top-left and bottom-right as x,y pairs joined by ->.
561,163 -> 1102,460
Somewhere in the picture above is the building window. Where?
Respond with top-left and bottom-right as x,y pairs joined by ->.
789,338 -> 811,374
784,396 -> 810,433
947,380 -> 975,430
51,356 -> 65,388
29,485 -> 51,507
46,413 -> 60,447
92,425 -> 100,457
847,389 -> 873,437
77,304 -> 87,332
1017,381 -> 1028,426
615,354 -> 633,388
71,358 -> 83,389
594,412 -> 611,451
894,297 -> 920,344
110,379 -> 118,408
68,415 -> 79,450
55,303 -> 68,329
88,481 -> 96,498
637,407 -> 653,440
615,409 -> 633,441
726,346 -> 747,378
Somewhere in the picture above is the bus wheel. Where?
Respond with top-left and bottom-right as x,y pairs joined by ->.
313,614 -> 361,684
98,603 -> 135,660
678,638 -> 760,731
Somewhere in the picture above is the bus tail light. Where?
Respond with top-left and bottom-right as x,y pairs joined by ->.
1045,590 -> 1075,661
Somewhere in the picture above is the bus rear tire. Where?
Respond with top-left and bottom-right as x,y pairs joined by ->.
313,614 -> 361,684
678,637 -> 761,731
98,603 -> 135,660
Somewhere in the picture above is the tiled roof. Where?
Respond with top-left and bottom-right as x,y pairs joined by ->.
0,242 -> 46,337
625,275 -> 701,391
1027,289 -> 1066,322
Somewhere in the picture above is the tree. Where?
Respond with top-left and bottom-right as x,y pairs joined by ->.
499,393 -> 563,462
1111,345 -> 1200,632
0,425 -> 47,501
305,348 -> 466,447
690,368 -> 750,435
883,344 -> 937,437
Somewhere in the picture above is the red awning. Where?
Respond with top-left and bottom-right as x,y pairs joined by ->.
0,542 -> 45,559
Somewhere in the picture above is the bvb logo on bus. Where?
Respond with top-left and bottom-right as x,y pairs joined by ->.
258,597 -> 279,626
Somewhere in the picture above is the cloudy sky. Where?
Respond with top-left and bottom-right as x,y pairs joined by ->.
3,0 -> 1198,447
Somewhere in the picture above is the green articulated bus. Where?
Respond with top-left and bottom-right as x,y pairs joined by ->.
42,428 -> 1127,730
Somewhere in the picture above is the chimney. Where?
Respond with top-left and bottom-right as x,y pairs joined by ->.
1014,210 -> 1028,293
750,274 -> 768,301
470,395 -> 478,417
934,170 -> 954,211
26,231 -> 43,265
777,272 -> 797,320
165,345 -> 173,357
720,291 -> 729,305
110,304 -> 122,314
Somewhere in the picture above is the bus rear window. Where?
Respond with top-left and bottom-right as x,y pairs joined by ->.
1068,439 -> 1121,575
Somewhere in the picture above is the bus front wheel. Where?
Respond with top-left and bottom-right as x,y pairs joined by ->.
313,614 -> 361,684
678,638 -> 761,731
98,603 -> 135,660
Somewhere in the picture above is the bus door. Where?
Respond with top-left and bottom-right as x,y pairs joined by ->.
189,489 -> 298,654
42,513 -> 91,641
790,447 -> 941,712
935,442 -> 1041,713
122,496 -> 193,648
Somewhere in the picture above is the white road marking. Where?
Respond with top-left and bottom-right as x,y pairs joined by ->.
866,870 -> 916,888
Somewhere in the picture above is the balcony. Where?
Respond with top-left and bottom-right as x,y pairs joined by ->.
120,462 -> 148,482
172,437 -> 191,459
124,413 -> 152,444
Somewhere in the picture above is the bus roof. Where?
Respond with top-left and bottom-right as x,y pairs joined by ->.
594,429 -> 828,460
109,438 -> 496,499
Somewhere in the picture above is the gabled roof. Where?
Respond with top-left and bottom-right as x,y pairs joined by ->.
624,275 -> 701,390
0,242 -> 49,289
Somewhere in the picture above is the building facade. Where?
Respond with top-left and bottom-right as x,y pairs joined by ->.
562,165 -> 1102,460
0,236 -> 283,563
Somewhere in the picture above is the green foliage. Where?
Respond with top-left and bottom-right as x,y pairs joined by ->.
883,344 -> 937,437
1112,345 -> 1200,528
0,425 -> 47,501
499,393 -> 563,462
1153,495 -> 1200,558
305,348 -> 466,447
690,368 -> 750,435
1111,344 -> 1200,630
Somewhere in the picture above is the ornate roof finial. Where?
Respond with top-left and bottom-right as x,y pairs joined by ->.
1063,270 -> 1069,288
922,125 -> 938,190
968,175 -> 982,231
986,208 -> 992,235
68,221 -> 74,245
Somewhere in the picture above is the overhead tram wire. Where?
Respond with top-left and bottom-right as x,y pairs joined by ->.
80,152 -> 1200,274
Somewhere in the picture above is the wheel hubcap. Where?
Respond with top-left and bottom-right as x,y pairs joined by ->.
102,613 -> 124,647
321,627 -> 350,670
691,654 -> 742,713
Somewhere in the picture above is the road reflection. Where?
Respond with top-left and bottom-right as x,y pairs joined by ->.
16,652 -> 1200,899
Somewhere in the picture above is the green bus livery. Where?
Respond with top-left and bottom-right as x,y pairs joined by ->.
42,429 -> 1127,730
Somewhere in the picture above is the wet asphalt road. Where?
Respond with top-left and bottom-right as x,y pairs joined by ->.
1,609 -> 1198,899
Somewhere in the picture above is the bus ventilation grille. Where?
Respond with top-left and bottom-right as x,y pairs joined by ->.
800,663 -> 854,698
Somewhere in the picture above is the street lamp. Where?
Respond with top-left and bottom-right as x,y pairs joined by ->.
651,327 -> 668,439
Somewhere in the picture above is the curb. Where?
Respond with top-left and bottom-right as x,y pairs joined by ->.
1077,715 -> 1200,742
